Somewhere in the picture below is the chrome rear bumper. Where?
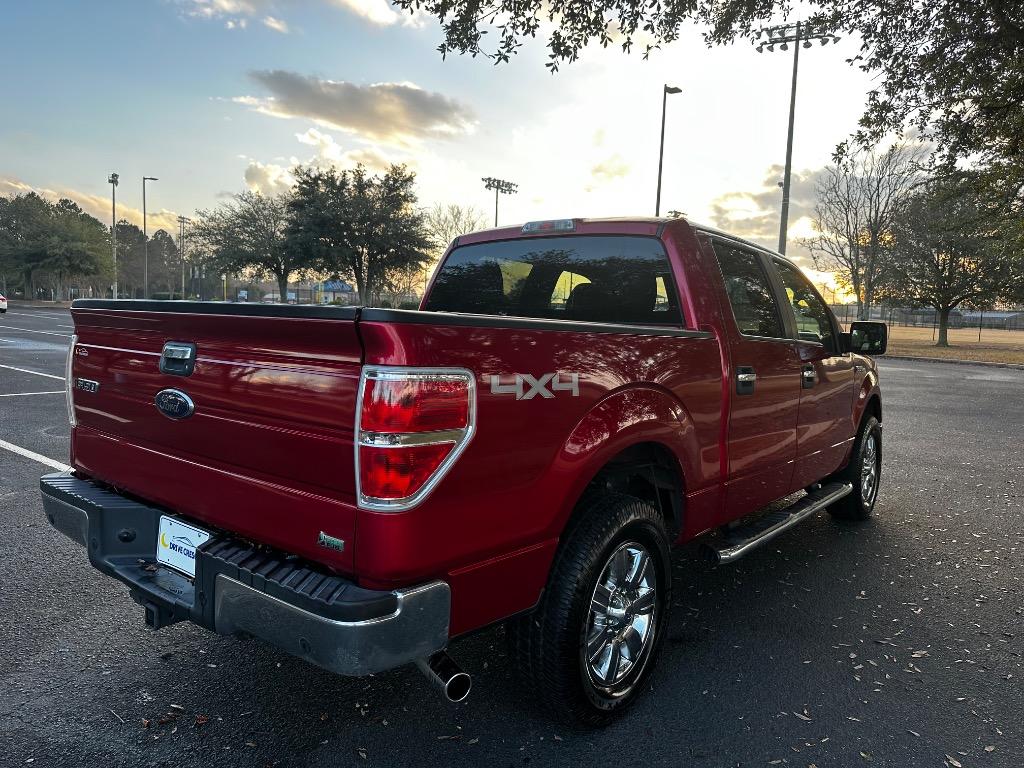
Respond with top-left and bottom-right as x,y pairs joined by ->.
40,471 -> 450,676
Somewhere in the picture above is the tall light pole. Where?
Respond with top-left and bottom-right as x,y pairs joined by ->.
108,173 -> 119,299
142,176 -> 158,299
755,22 -> 839,254
655,84 -> 682,217
177,215 -> 191,299
482,177 -> 518,226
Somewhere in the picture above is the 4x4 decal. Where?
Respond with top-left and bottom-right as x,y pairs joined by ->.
489,373 -> 580,400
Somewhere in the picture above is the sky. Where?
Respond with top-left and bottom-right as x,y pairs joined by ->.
1,0 -> 877,273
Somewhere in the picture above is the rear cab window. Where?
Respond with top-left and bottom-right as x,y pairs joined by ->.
424,235 -> 685,327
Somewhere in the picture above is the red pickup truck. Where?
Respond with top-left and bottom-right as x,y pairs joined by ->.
42,217 -> 887,724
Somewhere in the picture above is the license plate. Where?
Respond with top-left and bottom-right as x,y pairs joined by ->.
156,516 -> 211,578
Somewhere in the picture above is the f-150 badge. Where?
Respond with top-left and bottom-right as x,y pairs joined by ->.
490,373 -> 579,400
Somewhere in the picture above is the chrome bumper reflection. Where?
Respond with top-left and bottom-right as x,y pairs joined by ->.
214,574 -> 451,676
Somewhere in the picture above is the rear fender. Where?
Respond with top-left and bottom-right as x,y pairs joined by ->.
545,385 -> 700,537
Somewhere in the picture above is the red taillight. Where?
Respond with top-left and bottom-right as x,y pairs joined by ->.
359,443 -> 454,500
356,368 -> 475,510
360,377 -> 469,432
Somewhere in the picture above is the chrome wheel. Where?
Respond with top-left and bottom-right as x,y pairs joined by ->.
860,431 -> 879,505
583,541 -> 657,692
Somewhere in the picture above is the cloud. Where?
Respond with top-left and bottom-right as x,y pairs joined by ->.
707,165 -> 824,260
242,127 -> 408,194
0,176 -> 180,233
587,154 -> 629,190
180,0 -> 409,28
295,127 -> 401,172
262,15 -> 288,32
327,0 -> 400,26
242,160 -> 296,195
235,70 -> 475,146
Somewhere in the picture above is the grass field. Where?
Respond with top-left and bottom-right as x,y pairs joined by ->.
874,324 -> 1024,365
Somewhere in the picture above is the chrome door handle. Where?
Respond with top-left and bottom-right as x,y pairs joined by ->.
736,366 -> 756,395
801,364 -> 817,389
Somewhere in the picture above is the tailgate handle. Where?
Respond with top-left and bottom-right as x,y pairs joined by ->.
160,342 -> 197,377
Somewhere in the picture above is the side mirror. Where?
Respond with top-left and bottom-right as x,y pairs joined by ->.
846,321 -> 888,355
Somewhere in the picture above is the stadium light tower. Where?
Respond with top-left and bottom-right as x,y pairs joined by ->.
482,177 -> 518,227
755,21 -> 840,254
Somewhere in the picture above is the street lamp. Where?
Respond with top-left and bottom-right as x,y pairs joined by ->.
482,177 -> 518,227
108,173 -> 119,299
142,176 -> 158,299
755,22 -> 839,254
177,215 -> 191,299
656,84 -> 682,217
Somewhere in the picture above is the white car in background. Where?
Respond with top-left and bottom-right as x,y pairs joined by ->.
0,292 -> 7,313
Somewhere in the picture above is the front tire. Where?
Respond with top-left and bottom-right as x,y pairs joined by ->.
507,492 -> 672,725
828,415 -> 881,520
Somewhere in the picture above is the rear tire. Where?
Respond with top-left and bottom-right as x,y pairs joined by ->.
828,415 -> 881,520
507,492 -> 672,726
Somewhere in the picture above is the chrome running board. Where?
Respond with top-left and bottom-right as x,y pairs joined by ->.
702,482 -> 853,565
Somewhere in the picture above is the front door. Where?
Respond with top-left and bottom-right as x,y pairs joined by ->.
772,257 -> 857,489
710,240 -> 803,520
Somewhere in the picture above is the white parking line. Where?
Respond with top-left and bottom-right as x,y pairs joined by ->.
0,364 -> 64,380
0,438 -> 71,471
0,324 -> 72,338
15,310 -> 68,319
0,390 -> 65,397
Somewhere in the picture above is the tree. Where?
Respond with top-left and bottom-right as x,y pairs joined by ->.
148,229 -> 180,298
805,144 -> 925,320
287,164 -> 434,306
419,203 -> 487,295
424,203 -> 488,253
0,193 -> 109,300
114,221 -> 146,299
192,191 -> 304,300
887,174 -> 1019,346
399,0 -> 1024,197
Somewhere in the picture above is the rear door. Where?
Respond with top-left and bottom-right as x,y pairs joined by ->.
771,258 -> 857,488
709,240 -> 802,517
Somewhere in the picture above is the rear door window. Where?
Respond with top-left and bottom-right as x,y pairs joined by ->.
424,235 -> 684,326
711,242 -> 785,339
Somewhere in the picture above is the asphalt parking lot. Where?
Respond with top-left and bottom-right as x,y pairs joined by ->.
1,304 -> 1022,768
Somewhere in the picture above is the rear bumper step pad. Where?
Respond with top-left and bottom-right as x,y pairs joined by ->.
40,472 -> 450,676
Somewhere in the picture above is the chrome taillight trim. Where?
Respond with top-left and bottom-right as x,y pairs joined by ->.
358,429 -> 464,447
354,366 -> 476,512
66,334 -> 78,427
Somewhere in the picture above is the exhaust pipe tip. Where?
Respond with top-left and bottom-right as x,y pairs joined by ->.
416,652 -> 472,703
442,670 -> 472,703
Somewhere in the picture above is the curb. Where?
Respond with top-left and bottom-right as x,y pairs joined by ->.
883,354 -> 1024,370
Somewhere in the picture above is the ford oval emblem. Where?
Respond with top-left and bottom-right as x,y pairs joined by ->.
155,389 -> 195,420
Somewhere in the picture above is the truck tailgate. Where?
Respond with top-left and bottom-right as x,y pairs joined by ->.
68,302 -> 362,571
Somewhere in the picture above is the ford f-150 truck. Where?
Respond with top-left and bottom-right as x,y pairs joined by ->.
42,216 -> 888,724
